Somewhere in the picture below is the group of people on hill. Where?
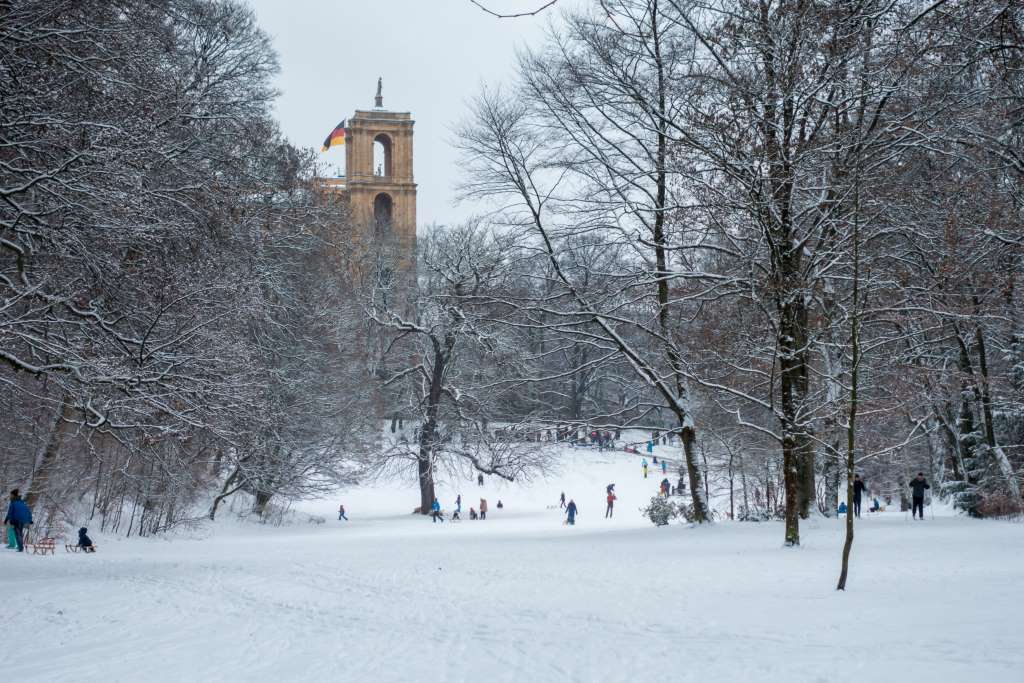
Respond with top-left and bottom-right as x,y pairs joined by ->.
4,488 -> 94,553
430,494 -> 502,523
845,472 -> 932,519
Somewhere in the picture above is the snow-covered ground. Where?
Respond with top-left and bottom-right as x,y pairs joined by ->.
4,442 -> 1022,682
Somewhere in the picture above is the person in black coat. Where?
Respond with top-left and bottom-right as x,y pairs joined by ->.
853,474 -> 866,518
78,527 -> 95,552
909,473 -> 930,519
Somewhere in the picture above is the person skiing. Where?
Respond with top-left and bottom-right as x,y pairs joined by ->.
431,498 -> 443,523
479,498 -> 488,520
559,491 -> 566,508
909,473 -> 930,520
605,491 -> 616,518
566,499 -> 578,525
642,459 -> 648,479
77,527 -> 95,553
4,489 -> 31,552
338,504 -> 348,521
853,474 -> 866,518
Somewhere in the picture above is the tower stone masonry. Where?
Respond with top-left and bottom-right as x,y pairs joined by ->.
344,101 -> 417,261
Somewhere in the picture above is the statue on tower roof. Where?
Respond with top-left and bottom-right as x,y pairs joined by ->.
374,77 -> 383,108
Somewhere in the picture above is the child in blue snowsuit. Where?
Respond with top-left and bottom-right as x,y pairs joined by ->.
565,500 -> 578,525
431,499 -> 443,523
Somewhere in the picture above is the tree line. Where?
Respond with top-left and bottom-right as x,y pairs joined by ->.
3,0 -> 1022,544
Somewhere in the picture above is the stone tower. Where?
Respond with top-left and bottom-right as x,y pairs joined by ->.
344,83 -> 416,260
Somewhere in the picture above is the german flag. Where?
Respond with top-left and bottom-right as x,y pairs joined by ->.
321,119 -> 347,151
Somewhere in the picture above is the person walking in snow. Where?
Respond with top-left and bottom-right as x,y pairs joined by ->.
559,491 -> 566,508
661,478 -> 671,497
566,499 -> 578,525
479,498 -> 488,520
646,440 -> 654,454
642,458 -> 649,479
338,504 -> 348,521
661,460 -> 667,475
4,489 -> 31,553
477,473 -> 485,487
455,495 -> 462,517
605,491 -> 616,518
909,473 -> 930,520
431,498 -> 444,523
853,474 -> 866,518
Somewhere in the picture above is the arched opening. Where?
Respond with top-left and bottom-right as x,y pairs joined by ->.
373,192 -> 393,237
373,133 -> 392,177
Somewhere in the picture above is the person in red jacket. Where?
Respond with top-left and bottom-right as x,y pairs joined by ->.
479,498 -> 488,520
605,491 -> 616,518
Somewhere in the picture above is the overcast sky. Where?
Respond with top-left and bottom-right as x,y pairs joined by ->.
247,0 -> 571,229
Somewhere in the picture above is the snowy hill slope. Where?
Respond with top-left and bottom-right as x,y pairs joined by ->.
3,442 -> 1022,682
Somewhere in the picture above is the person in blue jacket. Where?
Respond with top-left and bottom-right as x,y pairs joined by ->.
4,489 -> 32,552
431,498 -> 443,523
565,499 -> 578,525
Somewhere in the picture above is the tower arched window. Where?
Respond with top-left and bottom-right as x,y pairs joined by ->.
373,192 -> 394,237
373,133 -> 392,177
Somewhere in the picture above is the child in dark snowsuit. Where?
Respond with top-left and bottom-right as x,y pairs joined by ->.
78,527 -> 95,553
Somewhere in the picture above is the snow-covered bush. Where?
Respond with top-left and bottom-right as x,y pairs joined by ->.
642,496 -> 677,526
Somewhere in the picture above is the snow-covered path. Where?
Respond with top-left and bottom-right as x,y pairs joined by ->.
4,446 -> 1022,682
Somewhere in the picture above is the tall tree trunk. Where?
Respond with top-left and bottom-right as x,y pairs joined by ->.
24,397 -> 75,510
973,324 -> 1022,503
416,342 -> 447,514
209,466 -> 244,521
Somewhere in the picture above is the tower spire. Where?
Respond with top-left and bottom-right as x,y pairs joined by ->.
374,77 -> 383,109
